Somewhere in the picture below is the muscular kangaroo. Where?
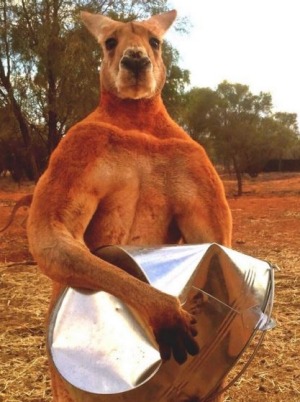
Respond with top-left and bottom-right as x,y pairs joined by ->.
27,9 -> 232,402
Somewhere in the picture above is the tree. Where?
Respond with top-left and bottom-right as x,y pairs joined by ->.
182,81 -> 287,195
181,87 -> 219,157
182,81 -> 299,195
0,0 -> 39,180
9,0 -> 102,153
266,112 -> 299,170
212,82 -> 287,194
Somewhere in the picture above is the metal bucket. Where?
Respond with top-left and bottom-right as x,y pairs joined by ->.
48,243 -> 275,401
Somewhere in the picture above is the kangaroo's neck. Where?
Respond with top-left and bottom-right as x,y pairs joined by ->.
94,90 -> 189,140
100,90 -> 167,117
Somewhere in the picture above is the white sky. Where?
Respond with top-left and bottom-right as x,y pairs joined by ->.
167,0 -> 300,126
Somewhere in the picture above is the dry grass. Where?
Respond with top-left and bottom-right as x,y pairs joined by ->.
0,173 -> 300,401
0,264 -> 52,402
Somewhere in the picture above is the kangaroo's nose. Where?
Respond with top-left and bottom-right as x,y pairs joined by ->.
120,48 -> 151,75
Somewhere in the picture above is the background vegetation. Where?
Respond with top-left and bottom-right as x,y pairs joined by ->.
0,0 -> 299,194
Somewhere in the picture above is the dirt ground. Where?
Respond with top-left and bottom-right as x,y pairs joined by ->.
0,172 -> 299,402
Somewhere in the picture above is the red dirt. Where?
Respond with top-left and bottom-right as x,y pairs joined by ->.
0,172 -> 299,401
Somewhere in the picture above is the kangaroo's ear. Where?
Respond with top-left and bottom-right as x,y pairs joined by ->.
145,10 -> 177,36
81,11 -> 119,42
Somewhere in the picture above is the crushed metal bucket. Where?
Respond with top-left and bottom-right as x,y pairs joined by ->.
48,243 -> 275,401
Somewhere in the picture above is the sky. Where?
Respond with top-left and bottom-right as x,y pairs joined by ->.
167,0 -> 300,126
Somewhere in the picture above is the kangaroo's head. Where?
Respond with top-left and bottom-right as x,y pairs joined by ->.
81,10 -> 177,100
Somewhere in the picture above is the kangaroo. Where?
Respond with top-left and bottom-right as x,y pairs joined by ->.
27,9 -> 232,402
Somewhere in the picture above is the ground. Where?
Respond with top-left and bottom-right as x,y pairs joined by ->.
0,172 -> 299,402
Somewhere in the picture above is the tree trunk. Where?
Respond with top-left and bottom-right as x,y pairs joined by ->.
47,69 -> 60,153
46,0 -> 61,154
232,155 -> 243,196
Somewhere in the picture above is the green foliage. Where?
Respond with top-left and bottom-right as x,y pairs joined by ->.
181,87 -> 218,156
182,81 -> 300,195
162,42 -> 190,120
212,82 -> 274,179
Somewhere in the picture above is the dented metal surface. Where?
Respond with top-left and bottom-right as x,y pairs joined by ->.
48,243 -> 275,401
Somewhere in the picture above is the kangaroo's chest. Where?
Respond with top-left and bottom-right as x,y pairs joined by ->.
84,145 -> 187,249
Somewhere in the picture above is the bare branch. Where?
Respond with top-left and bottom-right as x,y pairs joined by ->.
2,0 -> 11,80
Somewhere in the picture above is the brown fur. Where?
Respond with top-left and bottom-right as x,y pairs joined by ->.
27,10 -> 232,402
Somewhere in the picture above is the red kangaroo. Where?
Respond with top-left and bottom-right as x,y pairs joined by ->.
27,9 -> 232,402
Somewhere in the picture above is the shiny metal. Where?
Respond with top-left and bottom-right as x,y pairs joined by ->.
48,243 -> 275,401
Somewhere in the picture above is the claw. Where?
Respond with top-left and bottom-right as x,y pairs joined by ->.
154,310 -> 199,364
184,333 -> 199,356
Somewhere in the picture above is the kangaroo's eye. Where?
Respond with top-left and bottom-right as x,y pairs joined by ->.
105,37 -> 118,51
149,37 -> 160,50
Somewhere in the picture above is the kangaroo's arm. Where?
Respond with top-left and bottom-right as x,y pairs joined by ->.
172,145 -> 232,247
